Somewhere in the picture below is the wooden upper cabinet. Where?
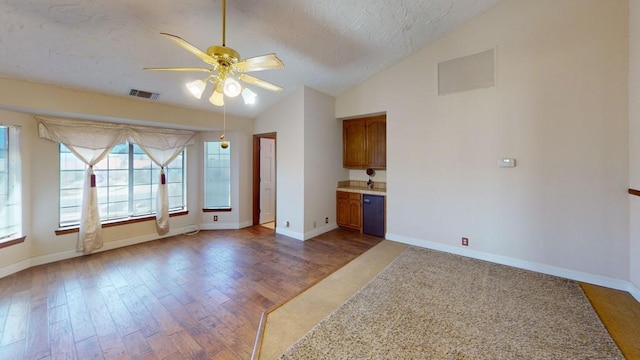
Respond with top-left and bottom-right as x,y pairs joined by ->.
366,116 -> 386,169
343,115 -> 386,169
343,120 -> 367,168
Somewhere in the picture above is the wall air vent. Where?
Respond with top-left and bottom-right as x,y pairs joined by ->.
129,89 -> 160,100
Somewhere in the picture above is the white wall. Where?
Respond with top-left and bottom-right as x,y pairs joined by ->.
303,87 -> 345,239
254,87 -> 306,238
0,79 -> 254,277
349,169 -> 386,183
629,0 -> 640,293
337,0 -> 630,287
254,86 -> 344,240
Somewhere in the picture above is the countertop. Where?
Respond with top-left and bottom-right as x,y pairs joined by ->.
336,186 -> 386,196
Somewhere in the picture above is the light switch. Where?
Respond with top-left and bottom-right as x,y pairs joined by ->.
500,158 -> 516,168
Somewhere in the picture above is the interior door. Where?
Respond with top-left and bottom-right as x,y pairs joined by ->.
259,138 -> 276,224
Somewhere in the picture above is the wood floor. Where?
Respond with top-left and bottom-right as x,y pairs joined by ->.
0,226 -> 382,360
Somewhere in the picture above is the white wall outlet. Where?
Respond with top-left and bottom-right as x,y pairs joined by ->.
499,158 -> 516,168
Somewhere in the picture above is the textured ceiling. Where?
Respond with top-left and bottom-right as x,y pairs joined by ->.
0,0 -> 500,119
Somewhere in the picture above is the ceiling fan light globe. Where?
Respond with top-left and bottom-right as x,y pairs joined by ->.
186,79 -> 206,99
223,77 -> 242,97
209,90 -> 225,106
241,88 -> 257,105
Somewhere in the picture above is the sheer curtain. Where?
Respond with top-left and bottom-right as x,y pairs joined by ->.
37,117 -> 196,253
38,118 -> 126,253
127,126 -> 196,235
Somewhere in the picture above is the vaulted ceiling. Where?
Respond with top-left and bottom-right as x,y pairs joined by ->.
0,0 -> 500,118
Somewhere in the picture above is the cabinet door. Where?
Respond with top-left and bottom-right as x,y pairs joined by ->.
366,116 -> 386,169
343,120 -> 367,168
336,195 -> 350,226
348,198 -> 362,229
337,191 -> 362,231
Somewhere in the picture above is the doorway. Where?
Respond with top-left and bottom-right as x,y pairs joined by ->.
253,133 -> 276,228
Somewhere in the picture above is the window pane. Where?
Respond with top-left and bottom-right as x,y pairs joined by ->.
60,188 -> 82,208
133,169 -> 152,185
133,183 -> 153,216
60,206 -> 82,227
204,141 -> 230,208
0,126 -> 21,239
59,142 -> 186,226
0,126 -> 10,238
60,169 -> 85,189
107,201 -> 129,219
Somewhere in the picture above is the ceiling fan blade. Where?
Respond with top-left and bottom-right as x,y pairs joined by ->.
160,33 -> 218,67
237,74 -> 283,92
144,67 -> 213,72
236,53 -> 284,72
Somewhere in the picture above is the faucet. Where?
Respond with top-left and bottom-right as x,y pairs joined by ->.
367,179 -> 374,189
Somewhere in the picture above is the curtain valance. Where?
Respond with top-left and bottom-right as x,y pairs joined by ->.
37,117 -> 197,150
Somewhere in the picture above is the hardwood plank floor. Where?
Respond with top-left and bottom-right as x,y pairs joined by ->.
0,226 -> 381,359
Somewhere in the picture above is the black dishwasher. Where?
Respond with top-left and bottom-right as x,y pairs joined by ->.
363,194 -> 385,237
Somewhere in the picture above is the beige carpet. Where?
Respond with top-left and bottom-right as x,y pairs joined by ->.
257,240 -> 408,359
278,247 -> 623,359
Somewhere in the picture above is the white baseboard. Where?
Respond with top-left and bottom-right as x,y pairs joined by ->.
276,227 -> 304,240
303,223 -> 339,240
0,259 -> 31,280
628,283 -> 640,302
274,223 -> 339,241
0,225 -> 198,279
239,220 -> 253,229
387,232 -> 640,302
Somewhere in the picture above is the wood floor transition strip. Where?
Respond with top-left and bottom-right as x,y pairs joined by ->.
581,283 -> 640,359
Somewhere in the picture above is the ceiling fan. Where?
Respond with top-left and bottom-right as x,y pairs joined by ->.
144,0 -> 284,107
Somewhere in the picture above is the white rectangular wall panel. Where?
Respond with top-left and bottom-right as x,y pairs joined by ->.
438,49 -> 495,95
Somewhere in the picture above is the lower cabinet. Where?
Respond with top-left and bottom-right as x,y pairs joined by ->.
337,191 -> 362,231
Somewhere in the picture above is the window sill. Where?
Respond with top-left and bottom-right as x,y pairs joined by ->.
0,236 -> 26,249
202,208 -> 232,212
55,210 -> 189,235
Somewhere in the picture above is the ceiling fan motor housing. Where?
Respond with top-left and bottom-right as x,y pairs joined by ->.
207,45 -> 240,67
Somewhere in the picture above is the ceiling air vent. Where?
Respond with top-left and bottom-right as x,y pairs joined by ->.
129,89 -> 160,100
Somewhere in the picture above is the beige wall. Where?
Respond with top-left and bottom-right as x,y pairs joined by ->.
0,79 -> 254,275
629,0 -> 640,292
0,77 -> 252,132
337,0 -> 631,287
303,87 -> 345,238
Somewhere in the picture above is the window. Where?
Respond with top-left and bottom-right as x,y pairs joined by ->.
0,126 -> 21,240
204,141 -> 231,209
59,142 -> 185,227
